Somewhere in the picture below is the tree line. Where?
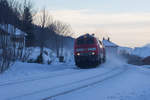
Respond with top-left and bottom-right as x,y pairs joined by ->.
0,0 -> 74,56
0,0 -> 74,73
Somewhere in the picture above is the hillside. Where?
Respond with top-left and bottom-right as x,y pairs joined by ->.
131,44 -> 150,58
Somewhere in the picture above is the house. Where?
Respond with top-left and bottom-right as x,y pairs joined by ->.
0,24 -> 26,59
0,24 -> 26,49
102,37 -> 118,54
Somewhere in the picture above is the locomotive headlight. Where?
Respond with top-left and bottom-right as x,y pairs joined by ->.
88,48 -> 96,51
77,53 -> 80,56
91,52 -> 95,55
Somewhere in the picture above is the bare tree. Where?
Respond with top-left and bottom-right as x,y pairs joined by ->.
50,20 -> 72,57
35,8 -> 54,53
32,8 -> 55,63
35,8 -> 53,28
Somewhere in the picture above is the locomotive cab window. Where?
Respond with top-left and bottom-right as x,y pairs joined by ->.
77,37 -> 95,45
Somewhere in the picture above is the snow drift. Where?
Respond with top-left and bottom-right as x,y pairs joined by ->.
132,44 -> 150,58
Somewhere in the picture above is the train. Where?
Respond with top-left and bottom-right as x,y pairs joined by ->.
74,34 -> 106,68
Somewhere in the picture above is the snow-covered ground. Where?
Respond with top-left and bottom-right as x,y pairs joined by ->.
117,43 -> 150,59
0,62 -> 75,82
26,47 -> 74,65
0,52 -> 150,100
56,65 -> 150,100
131,44 -> 150,58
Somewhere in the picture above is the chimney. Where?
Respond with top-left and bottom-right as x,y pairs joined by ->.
103,37 -> 105,40
108,37 -> 110,41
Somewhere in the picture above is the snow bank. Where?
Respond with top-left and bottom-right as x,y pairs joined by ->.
132,44 -> 150,58
63,49 -> 75,64
118,44 -> 150,59
0,47 -> 76,81
0,61 -> 76,82
27,47 -> 74,65
28,47 -> 56,64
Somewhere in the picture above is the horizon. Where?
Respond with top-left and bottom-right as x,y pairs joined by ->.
30,0 -> 150,47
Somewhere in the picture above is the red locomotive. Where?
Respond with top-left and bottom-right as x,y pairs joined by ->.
74,34 -> 106,68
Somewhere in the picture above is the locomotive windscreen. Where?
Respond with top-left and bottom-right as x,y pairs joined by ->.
77,37 -> 95,45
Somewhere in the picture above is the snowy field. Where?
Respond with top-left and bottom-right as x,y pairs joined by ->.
0,54 -> 150,100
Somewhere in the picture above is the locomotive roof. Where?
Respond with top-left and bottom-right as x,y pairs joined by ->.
77,34 -> 95,39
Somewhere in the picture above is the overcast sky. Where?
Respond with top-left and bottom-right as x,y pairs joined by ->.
31,0 -> 150,47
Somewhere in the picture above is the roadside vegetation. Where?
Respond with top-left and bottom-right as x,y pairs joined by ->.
0,0 -> 74,73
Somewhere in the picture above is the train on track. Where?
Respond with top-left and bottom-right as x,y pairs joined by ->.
74,34 -> 106,68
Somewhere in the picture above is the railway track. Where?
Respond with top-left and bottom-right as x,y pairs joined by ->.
42,66 -> 128,100
7,65 -> 129,100
0,68 -> 84,87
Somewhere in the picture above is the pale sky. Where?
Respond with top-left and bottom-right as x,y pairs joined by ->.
31,0 -> 150,47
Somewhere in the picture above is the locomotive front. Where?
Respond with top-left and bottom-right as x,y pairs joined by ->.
74,34 -> 105,68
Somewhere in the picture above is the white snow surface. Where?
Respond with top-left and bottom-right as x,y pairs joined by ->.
28,47 -> 74,64
118,43 -> 150,58
0,62 -> 75,82
56,65 -> 150,100
102,39 -> 118,47
28,47 -> 56,64
0,54 -> 150,100
131,44 -> 150,58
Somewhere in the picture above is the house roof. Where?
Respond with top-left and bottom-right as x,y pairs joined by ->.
0,24 -> 26,36
102,39 -> 118,47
